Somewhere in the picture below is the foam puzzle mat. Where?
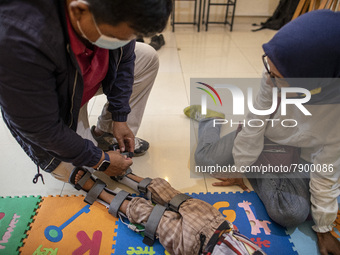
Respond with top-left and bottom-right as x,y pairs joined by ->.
0,192 -> 339,255
20,196 -> 117,255
0,196 -> 41,254
286,196 -> 340,255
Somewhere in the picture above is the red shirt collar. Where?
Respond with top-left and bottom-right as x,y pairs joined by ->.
65,9 -> 94,56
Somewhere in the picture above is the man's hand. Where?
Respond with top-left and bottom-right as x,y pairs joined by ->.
103,150 -> 133,177
112,122 -> 134,152
317,231 -> 340,255
212,173 -> 250,192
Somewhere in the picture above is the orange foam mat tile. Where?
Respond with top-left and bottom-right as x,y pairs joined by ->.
20,195 -> 118,255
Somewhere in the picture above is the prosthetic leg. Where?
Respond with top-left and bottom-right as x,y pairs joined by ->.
69,166 -> 194,248
113,168 -> 195,246
69,166 -> 265,255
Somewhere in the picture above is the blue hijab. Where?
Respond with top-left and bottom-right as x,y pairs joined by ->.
262,10 -> 340,104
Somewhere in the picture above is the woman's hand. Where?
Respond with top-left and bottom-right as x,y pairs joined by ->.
317,232 -> 340,255
212,173 -> 250,192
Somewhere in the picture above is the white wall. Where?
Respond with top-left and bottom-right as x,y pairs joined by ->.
173,0 -> 280,23
236,0 -> 280,16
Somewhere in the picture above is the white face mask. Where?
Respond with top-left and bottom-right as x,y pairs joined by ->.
91,20 -> 131,49
76,2 -> 131,49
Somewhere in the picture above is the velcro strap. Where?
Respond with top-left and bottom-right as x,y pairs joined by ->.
108,190 -> 130,218
84,179 -> 106,205
204,221 -> 231,254
143,204 -> 167,246
114,168 -> 133,181
168,194 -> 192,212
75,171 -> 92,191
138,178 -> 152,194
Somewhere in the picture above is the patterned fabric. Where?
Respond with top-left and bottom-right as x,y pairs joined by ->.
126,178 -> 265,255
147,178 -> 181,205
126,178 -> 226,255
207,230 -> 266,255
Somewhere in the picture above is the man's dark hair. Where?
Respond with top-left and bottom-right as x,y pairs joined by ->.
86,0 -> 172,37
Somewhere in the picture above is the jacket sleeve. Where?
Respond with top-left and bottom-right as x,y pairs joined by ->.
0,20 -> 102,168
310,145 -> 340,233
102,40 -> 136,122
232,71 -> 274,170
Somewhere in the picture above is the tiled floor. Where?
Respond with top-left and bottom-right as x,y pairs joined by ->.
0,17 -> 277,197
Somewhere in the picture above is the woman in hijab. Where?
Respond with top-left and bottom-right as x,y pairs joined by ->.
190,9 -> 340,255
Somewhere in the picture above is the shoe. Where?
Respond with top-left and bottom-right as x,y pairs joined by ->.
91,126 -> 149,156
136,36 -> 145,43
91,125 -> 115,151
149,34 -> 165,51
133,137 -> 149,156
109,137 -> 149,157
183,105 -> 225,121
158,34 -> 165,46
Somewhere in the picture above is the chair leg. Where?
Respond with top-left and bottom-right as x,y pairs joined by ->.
206,0 -> 211,31
194,0 -> 198,25
198,0 -> 202,32
230,0 -> 237,31
225,1 -> 230,25
202,0 -> 207,26
172,0 -> 175,32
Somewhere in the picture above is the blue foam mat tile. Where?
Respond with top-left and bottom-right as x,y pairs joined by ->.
286,196 -> 340,255
113,219 -> 166,255
287,221 -> 320,255
190,191 -> 297,255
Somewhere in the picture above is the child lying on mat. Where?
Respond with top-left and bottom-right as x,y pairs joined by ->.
70,167 -> 266,255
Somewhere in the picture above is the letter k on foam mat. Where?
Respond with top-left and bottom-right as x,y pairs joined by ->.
18,195 -> 118,255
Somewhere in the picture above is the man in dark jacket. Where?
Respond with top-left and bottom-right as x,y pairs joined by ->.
0,0 -> 172,181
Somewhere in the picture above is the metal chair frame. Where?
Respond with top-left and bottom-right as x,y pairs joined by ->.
171,0 -> 203,32
202,0 -> 237,31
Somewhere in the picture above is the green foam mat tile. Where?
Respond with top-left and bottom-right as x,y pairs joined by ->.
0,196 -> 41,255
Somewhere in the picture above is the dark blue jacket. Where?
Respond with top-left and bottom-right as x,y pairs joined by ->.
0,0 -> 136,172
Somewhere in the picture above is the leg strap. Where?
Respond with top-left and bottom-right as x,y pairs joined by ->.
112,168 -> 139,193
113,168 -> 153,201
112,168 -> 133,181
138,177 -> 152,194
143,204 -> 167,246
75,171 -> 92,190
84,179 -> 106,205
69,166 -> 93,191
168,194 -> 192,212
108,190 -> 130,218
